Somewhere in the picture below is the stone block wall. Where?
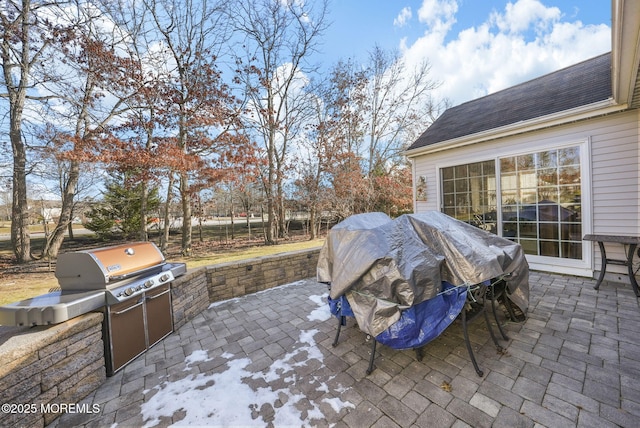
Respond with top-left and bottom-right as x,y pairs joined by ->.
171,267 -> 209,330
0,312 -> 105,427
205,248 -> 321,303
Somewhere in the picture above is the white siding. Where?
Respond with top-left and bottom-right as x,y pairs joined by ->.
411,109 -> 640,277
590,110 -> 640,236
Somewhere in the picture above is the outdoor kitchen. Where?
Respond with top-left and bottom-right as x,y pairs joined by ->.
0,242 -> 187,376
0,245 -> 320,427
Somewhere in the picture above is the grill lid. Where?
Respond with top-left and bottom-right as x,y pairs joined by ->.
55,242 -> 166,290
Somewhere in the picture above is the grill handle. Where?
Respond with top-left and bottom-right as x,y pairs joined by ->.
111,301 -> 144,315
146,289 -> 171,301
109,264 -> 165,281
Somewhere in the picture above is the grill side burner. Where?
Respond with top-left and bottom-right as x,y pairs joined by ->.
0,290 -> 106,326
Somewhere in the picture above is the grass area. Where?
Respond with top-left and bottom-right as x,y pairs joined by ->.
0,275 -> 59,306
0,221 -> 325,306
0,223 -> 85,234
179,238 -> 324,268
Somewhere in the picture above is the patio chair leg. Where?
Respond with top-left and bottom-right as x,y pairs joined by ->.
366,339 -> 377,375
501,295 -> 517,321
415,347 -> 424,362
490,285 -> 509,341
483,303 -> 503,351
461,305 -> 483,377
332,315 -> 345,347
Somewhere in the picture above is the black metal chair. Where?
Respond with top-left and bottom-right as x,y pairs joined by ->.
329,278 -> 514,377
460,281 -> 508,377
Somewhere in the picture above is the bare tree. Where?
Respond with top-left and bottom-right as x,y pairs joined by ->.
294,70 -> 351,239
364,46 -> 441,176
302,59 -> 369,221
318,46 -> 442,216
35,1 -> 144,259
296,49 -> 442,220
230,0 -> 328,244
0,0 -> 70,262
144,0 -> 243,256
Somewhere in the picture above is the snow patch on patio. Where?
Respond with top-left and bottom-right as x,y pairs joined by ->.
141,287 -> 352,427
208,279 -> 310,309
183,349 -> 212,370
307,293 -> 331,321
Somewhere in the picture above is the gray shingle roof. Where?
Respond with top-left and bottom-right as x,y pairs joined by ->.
407,52 -> 612,151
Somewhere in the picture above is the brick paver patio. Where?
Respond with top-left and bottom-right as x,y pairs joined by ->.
50,271 -> 640,427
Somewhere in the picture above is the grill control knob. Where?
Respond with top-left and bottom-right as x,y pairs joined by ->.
124,287 -> 135,296
144,280 -> 154,288
160,274 -> 171,282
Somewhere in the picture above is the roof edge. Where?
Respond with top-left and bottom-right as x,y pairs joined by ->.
612,0 -> 640,105
405,99 -> 624,158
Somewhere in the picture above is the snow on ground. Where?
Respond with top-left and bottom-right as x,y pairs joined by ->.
140,285 -> 352,427
183,349 -> 212,370
207,280 -> 311,310
307,293 -> 331,322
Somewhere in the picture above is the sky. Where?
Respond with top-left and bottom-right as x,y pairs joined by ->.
316,0 -> 611,105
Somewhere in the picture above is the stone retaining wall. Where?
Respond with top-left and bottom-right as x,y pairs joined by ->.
0,312 -> 105,427
171,267 -> 210,330
205,248 -> 321,302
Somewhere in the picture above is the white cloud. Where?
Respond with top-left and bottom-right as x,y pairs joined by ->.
401,0 -> 611,105
394,7 -> 413,28
490,0 -> 561,34
417,0 -> 458,28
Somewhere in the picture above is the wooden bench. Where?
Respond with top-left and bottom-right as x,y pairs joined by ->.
583,234 -> 640,297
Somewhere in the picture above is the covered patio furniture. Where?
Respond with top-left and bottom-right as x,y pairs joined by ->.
317,211 -> 529,376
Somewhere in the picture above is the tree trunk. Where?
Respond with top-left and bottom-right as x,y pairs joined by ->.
42,160 -> 80,259
11,145 -> 31,263
160,172 -> 174,253
140,181 -> 149,241
4,0 -> 32,263
265,138 -> 277,244
309,206 -> 317,240
180,171 -> 192,255
67,221 -> 74,239
277,180 -> 288,239
9,98 -> 31,263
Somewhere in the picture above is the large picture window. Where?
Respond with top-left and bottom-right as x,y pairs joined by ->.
441,146 -> 582,260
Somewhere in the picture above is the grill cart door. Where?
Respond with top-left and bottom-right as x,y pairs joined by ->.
106,298 -> 146,374
145,283 -> 173,346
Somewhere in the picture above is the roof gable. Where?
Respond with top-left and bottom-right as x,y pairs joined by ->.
408,52 -> 612,151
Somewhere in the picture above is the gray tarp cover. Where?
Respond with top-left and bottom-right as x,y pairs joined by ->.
317,211 -> 530,337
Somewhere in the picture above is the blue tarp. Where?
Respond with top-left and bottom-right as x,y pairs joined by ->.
329,282 -> 468,349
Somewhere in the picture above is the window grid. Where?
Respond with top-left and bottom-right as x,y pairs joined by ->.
440,146 -> 582,260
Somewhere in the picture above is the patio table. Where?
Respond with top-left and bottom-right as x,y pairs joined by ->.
583,234 -> 640,297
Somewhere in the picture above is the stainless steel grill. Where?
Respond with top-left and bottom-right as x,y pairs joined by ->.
0,241 -> 186,375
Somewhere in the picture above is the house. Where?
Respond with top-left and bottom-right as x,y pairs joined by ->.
405,1 -> 640,280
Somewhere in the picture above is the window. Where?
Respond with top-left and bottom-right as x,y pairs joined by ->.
440,146 -> 582,260
441,160 -> 497,233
